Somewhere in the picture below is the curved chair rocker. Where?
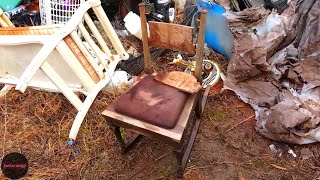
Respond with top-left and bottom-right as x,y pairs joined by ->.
0,0 -> 129,145
102,4 -> 212,177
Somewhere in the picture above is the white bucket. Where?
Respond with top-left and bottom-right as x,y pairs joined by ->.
107,71 -> 133,88
124,11 -> 149,40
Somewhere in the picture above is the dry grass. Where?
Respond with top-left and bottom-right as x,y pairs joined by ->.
0,87 -> 126,179
0,83 -> 319,179
0,51 -> 319,179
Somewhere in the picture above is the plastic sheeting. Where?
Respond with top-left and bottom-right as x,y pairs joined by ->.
224,0 -> 320,144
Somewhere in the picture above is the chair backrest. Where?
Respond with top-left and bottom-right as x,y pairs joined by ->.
139,3 -> 207,83
148,22 -> 195,54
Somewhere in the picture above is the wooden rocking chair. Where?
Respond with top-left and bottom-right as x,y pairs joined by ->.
102,3 -> 209,177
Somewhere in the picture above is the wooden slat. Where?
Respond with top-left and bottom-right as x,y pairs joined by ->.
139,4 -> 152,74
78,23 -> 109,70
41,62 -> 83,111
83,13 -> 113,58
195,10 -> 207,83
56,41 -> 96,92
63,35 -> 100,83
70,31 -> 104,79
148,21 -> 195,54
92,5 -> 129,60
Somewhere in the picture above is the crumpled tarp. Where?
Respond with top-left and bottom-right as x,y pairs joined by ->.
224,6 -> 270,32
224,0 -> 320,144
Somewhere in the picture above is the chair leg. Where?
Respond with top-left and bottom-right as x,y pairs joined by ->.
110,125 -> 143,154
0,85 -> 13,99
174,117 -> 201,178
196,86 -> 211,118
195,96 -> 202,118
174,145 -> 184,178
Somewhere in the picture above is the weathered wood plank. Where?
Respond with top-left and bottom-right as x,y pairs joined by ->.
148,21 -> 195,54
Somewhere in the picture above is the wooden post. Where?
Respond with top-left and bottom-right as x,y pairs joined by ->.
139,3 -> 152,74
194,10 -> 207,84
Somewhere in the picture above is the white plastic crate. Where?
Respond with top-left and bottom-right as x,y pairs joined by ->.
40,0 -> 86,25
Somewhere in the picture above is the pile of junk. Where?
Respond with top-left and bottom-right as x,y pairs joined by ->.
2,0 -> 320,145
118,0 -> 320,145
0,0 -> 292,88
113,0 -> 293,88
0,0 -> 231,87
0,0 -> 41,26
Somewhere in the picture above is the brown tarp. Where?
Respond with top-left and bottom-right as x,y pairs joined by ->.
224,0 -> 320,144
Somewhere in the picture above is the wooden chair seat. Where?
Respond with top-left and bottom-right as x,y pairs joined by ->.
103,91 -> 198,143
113,75 -> 189,129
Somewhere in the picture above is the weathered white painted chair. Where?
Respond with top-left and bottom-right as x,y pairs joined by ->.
0,0 -> 129,146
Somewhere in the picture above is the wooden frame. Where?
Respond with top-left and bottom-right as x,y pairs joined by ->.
102,4 -> 208,177
0,0 -> 129,144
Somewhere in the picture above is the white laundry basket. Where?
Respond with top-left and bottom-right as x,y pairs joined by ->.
40,0 -> 86,25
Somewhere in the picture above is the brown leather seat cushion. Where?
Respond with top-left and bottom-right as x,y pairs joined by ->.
114,75 -> 189,129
